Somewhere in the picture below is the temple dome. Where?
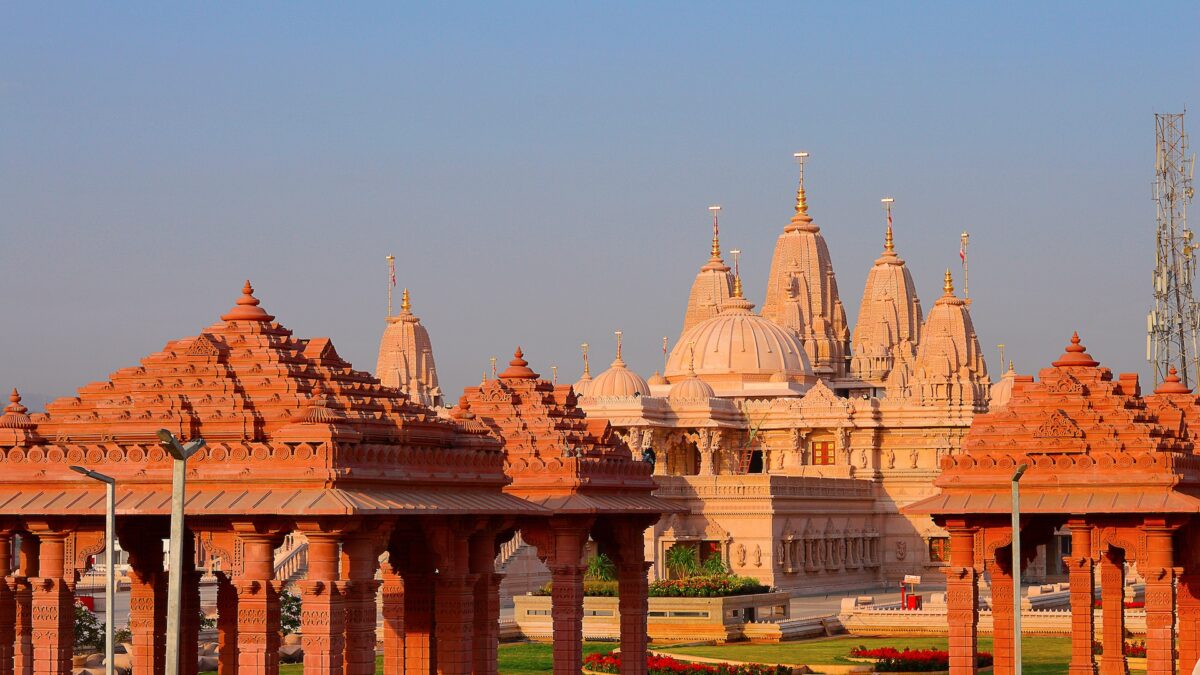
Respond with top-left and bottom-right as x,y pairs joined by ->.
668,374 -> 716,403
588,359 -> 651,398
665,292 -> 813,385
647,371 -> 668,386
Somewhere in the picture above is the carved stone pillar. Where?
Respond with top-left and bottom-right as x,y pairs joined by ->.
525,519 -> 591,675
342,533 -> 383,675
469,532 -> 502,675
1141,523 -> 1177,675
617,559 -> 651,675
401,571 -> 435,675
13,536 -> 36,675
214,572 -> 238,675
1179,571 -> 1200,675
1098,548 -> 1127,675
943,523 -> 979,675
29,528 -> 74,675
380,561 -> 404,675
124,536 -> 166,675
1065,523 -> 1095,675
180,534 -> 201,675
0,532 -> 16,675
697,431 -> 715,476
233,532 -> 282,675
298,532 -> 346,675
434,571 -> 476,675
987,556 -> 1015,675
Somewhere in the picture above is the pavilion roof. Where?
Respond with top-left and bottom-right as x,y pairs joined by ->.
457,349 -> 678,515
908,333 -> 1200,516
0,282 -> 542,518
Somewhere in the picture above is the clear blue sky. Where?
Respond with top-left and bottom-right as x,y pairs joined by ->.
2,2 -> 1198,409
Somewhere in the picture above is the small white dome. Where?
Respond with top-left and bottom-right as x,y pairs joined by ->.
669,375 -> 715,403
588,358 -> 650,398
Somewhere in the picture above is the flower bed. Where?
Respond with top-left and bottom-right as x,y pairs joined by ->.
1092,599 -> 1145,609
849,646 -> 993,672
584,653 -> 789,674
1091,640 -> 1147,657
537,575 -> 769,598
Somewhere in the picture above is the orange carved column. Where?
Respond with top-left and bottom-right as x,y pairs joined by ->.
987,554 -> 1015,675
616,557 -> 650,675
943,522 -> 979,675
401,570 -> 435,675
214,571 -> 238,675
1065,522 -> 1095,675
527,520 -> 592,675
28,527 -> 74,675
0,532 -> 16,675
469,532 -> 501,675
379,561 -> 404,675
233,531 -> 283,675
1142,522 -> 1177,675
342,533 -> 383,675
13,536 -> 37,675
1179,571 -> 1200,675
429,521 -> 477,675
298,531 -> 346,675
123,535 -> 166,675
1098,548 -> 1128,675
180,533 -> 202,675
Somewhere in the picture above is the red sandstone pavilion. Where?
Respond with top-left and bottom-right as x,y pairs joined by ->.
0,282 -> 672,675
909,334 -> 1200,675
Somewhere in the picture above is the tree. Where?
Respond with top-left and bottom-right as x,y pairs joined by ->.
74,601 -> 103,649
585,553 -> 616,582
280,590 -> 302,635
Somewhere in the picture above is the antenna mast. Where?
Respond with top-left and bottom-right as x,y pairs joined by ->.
1149,111 -> 1199,387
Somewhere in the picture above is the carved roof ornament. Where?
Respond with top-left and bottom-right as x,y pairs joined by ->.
1034,409 -> 1084,439
1155,366 -> 1193,395
220,280 -> 275,323
498,347 -> 538,380
1052,332 -> 1100,368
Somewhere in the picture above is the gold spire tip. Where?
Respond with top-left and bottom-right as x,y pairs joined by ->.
401,287 -> 411,313
793,152 -> 810,216
943,269 -> 954,295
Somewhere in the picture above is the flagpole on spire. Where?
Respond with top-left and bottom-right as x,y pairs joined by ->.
960,230 -> 971,302
881,198 -> 895,253
731,249 -> 743,297
793,152 -> 810,215
662,336 -> 669,371
708,205 -> 722,261
386,255 -> 397,316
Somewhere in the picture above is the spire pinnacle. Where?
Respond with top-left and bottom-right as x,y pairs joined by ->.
687,340 -> 697,376
793,152 -> 810,216
581,343 -> 591,378
943,269 -> 954,296
221,280 -> 275,322
614,330 -> 624,365
881,197 -> 895,254
708,205 -> 723,261
401,287 -> 411,314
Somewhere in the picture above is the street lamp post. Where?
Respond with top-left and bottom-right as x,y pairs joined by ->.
69,466 -> 116,675
156,429 -> 206,675
1011,463 -> 1029,675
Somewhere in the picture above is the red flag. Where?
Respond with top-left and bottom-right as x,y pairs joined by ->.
959,240 -> 966,263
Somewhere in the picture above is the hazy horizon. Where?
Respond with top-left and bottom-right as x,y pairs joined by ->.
3,2 -> 1199,409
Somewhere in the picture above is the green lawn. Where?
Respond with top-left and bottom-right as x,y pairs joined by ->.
200,644 -> 618,674
661,636 -> 1080,675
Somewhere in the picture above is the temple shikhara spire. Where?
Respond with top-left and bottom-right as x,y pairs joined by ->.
680,205 -> 735,335
376,285 -> 444,407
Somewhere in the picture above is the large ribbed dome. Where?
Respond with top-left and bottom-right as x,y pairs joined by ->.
665,294 -> 813,382
588,357 -> 651,398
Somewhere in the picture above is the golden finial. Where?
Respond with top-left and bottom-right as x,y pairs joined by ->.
1009,360 -> 1015,373
881,197 -> 895,253
731,249 -> 743,298
552,365 -> 558,384
793,152 -> 810,215
581,343 -> 591,377
943,269 -> 955,295
687,340 -> 697,376
481,371 -> 488,385
401,287 -> 411,313
998,343 -> 1006,370
614,330 -> 624,363
662,336 -> 669,370
490,356 -> 497,379
708,205 -> 722,260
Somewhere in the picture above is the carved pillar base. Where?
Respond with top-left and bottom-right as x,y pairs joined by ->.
298,579 -> 345,675
1098,550 -> 1128,675
30,530 -> 74,675
1142,525 -> 1177,675
617,561 -> 651,675
468,531 -> 501,675
233,532 -> 282,675
550,562 -> 586,675
434,572 -> 477,675
13,577 -> 32,675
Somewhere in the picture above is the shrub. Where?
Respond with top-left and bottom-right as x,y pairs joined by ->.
74,601 -> 103,649
701,554 -> 729,576
584,652 -> 788,674
648,575 -> 768,598
586,554 -> 617,582
664,545 -> 700,579
535,580 -> 620,597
